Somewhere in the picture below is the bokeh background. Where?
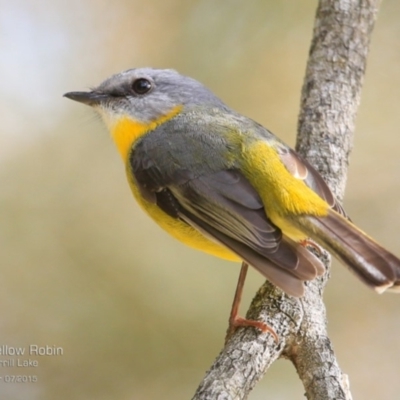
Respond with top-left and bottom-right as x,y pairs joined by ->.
1,0 -> 400,399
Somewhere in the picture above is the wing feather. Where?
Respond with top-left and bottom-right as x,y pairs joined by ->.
278,147 -> 347,217
131,147 -> 324,297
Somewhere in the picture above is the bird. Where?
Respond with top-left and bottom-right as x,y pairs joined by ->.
64,68 -> 400,339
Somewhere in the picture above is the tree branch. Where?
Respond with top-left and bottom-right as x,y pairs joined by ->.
192,1 -> 380,399
297,0 -> 379,201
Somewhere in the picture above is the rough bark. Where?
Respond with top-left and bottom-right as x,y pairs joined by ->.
192,0 -> 379,399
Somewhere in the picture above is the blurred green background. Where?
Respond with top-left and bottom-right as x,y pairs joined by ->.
1,0 -> 400,399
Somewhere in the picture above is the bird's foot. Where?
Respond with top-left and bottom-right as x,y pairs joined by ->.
225,315 -> 279,345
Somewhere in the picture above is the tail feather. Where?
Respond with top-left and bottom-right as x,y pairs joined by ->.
387,262 -> 400,293
297,210 -> 400,293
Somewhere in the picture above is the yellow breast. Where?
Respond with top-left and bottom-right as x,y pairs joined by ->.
108,109 -> 240,261
126,173 -> 240,261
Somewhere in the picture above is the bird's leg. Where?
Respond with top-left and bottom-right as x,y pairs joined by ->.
225,262 -> 278,344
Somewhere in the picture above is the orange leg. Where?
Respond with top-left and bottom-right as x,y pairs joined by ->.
225,262 -> 279,344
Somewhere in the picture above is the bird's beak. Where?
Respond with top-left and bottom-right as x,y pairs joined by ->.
63,91 -> 108,107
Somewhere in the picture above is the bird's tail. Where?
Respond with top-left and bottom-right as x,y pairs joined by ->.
296,210 -> 400,293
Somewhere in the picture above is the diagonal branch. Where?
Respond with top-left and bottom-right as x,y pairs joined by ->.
192,1 -> 380,399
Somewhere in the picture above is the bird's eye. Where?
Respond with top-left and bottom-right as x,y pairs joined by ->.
132,78 -> 152,95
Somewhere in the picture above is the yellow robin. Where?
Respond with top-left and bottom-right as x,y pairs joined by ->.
64,68 -> 400,338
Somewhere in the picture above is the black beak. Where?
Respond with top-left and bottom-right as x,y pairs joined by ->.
63,91 -> 108,106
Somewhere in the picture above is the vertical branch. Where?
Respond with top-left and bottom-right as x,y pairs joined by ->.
297,0 -> 379,200
293,2 -> 379,397
193,1 -> 380,399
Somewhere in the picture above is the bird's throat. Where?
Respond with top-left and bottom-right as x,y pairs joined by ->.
108,106 -> 182,161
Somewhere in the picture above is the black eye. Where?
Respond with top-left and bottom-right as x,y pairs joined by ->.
132,78 -> 152,95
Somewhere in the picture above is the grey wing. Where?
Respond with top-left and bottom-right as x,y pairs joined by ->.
131,152 -> 323,297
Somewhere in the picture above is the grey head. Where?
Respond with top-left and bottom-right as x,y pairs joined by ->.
64,68 -> 228,126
